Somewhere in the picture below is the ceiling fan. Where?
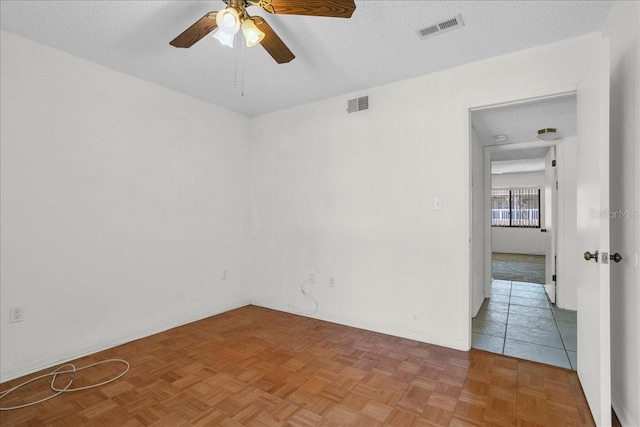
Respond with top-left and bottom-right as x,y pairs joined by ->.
170,0 -> 356,64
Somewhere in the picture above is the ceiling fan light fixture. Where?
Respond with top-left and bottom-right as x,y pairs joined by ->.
216,8 -> 241,34
241,19 -> 265,47
170,0 -> 356,63
212,28 -> 235,48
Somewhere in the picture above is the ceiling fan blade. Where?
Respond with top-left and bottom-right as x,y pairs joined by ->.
170,12 -> 218,48
249,0 -> 355,18
253,17 -> 295,64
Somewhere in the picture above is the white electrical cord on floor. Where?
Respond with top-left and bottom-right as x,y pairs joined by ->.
0,359 -> 129,411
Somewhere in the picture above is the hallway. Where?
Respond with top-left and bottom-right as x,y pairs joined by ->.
472,279 -> 577,369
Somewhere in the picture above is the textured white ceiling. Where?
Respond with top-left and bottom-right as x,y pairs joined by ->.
490,147 -> 551,162
472,95 -> 577,147
473,95 -> 576,174
0,1 -> 612,117
491,158 -> 547,175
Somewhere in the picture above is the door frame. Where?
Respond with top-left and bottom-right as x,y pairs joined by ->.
466,37 -> 611,426
467,83 -> 612,424
481,140 -> 561,290
468,86 -> 577,329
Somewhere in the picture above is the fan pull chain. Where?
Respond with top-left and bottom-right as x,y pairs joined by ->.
231,33 -> 245,97
241,39 -> 245,97
233,33 -> 238,88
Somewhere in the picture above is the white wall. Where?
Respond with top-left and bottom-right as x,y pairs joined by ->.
249,33 -> 606,352
491,171 -> 547,255
0,31 -> 251,381
604,2 -> 640,425
0,24 -> 622,418
470,128 -> 486,316
556,137 -> 579,310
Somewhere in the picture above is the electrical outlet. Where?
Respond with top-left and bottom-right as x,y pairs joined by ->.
329,277 -> 335,288
222,270 -> 227,280
309,274 -> 315,284
9,306 -> 24,323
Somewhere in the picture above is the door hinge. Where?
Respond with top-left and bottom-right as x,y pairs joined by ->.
552,274 -> 557,281
556,181 -> 558,190
552,159 -> 557,167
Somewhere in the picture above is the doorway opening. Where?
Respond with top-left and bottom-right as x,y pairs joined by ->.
469,94 -> 578,369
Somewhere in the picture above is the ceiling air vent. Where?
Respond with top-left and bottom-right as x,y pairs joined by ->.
418,14 -> 465,40
347,96 -> 369,113
418,25 -> 439,38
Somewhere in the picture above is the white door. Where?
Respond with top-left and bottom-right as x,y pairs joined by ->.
544,147 -> 557,303
576,37 -> 611,426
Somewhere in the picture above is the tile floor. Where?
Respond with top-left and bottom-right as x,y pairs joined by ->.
472,279 -> 577,369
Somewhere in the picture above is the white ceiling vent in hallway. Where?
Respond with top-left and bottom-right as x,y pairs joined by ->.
347,96 -> 369,113
418,14 -> 465,40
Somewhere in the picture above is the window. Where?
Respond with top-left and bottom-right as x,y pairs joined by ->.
491,188 -> 541,228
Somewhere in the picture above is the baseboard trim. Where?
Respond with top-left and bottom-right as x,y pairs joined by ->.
250,300 -> 469,352
612,406 -> 622,427
0,300 -> 251,383
612,389 -> 636,427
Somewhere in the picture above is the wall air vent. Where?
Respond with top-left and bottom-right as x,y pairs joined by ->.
347,96 -> 369,113
418,14 -> 465,40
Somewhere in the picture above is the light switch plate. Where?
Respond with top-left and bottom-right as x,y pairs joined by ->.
434,197 -> 442,210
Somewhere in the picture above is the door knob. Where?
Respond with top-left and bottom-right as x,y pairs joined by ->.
584,251 -> 599,262
610,252 -> 623,263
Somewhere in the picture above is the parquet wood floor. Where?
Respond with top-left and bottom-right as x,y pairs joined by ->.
1,305 -> 595,426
